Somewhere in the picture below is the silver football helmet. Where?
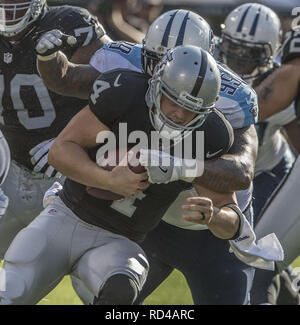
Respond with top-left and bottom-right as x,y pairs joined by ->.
219,3 -> 281,82
148,45 -> 220,141
0,0 -> 46,37
142,9 -> 214,75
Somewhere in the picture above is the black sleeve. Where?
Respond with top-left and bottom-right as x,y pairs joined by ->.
282,29 -> 300,64
201,108 -> 234,160
88,70 -> 149,128
39,6 -> 106,57
0,132 -> 10,186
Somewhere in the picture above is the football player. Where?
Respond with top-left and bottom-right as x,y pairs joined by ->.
249,27 -> 300,304
218,3 -> 300,305
35,9 -> 258,304
0,46 -> 243,304
0,0 -> 109,258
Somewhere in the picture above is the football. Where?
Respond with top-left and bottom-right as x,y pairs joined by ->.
86,148 -> 146,200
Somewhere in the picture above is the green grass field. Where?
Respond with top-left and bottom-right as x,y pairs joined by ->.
37,269 -> 193,305
35,257 -> 300,305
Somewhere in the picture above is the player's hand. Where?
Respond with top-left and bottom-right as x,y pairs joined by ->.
35,29 -> 77,59
139,149 -> 200,184
43,182 -> 62,208
182,197 -> 216,226
139,149 -> 178,184
109,151 -> 149,197
29,139 -> 62,178
0,188 -> 9,217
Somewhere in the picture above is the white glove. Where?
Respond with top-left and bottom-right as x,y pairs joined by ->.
0,188 -> 9,217
29,138 -> 62,178
35,29 -> 77,61
139,149 -> 203,184
43,182 -> 63,208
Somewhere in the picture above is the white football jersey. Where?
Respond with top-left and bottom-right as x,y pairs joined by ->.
255,103 -> 296,175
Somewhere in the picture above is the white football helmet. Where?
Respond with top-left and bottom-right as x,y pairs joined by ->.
219,3 -> 282,82
0,0 -> 46,37
148,45 -> 220,141
142,9 -> 214,75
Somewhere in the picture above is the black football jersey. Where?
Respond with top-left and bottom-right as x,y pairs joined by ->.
0,5 -> 105,169
281,29 -> 300,120
282,29 -> 300,64
60,69 -> 234,243
0,131 -> 10,186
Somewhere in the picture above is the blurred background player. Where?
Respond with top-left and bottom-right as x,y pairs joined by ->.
218,3 -> 300,304
0,0 -> 109,259
218,3 -> 296,226
248,24 -> 300,304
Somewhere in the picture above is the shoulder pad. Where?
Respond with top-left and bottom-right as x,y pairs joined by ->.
37,6 -> 105,46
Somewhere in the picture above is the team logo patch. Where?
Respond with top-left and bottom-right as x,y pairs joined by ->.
48,208 -> 57,215
250,104 -> 258,117
3,52 -> 13,64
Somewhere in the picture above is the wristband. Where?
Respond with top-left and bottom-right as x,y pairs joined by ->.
37,52 -> 58,62
223,204 -> 244,240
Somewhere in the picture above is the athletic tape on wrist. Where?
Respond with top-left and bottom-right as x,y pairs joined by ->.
37,52 -> 57,61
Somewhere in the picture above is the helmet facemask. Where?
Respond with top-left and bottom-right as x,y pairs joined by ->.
141,39 -> 162,75
0,0 -> 46,38
220,33 -> 273,82
219,3 -> 282,85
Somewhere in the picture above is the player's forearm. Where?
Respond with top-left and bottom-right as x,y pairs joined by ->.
48,140 -> 112,190
194,126 -> 257,192
256,61 -> 300,121
182,189 -> 239,239
208,206 -> 240,240
37,51 -> 97,99
193,155 -> 253,192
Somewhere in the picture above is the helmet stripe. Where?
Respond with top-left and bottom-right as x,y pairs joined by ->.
236,5 -> 251,33
175,11 -> 190,46
249,7 -> 262,36
191,50 -> 208,97
161,10 -> 178,47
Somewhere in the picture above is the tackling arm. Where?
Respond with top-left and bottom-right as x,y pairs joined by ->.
182,184 -> 240,239
37,34 -> 110,99
193,125 -> 258,192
